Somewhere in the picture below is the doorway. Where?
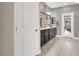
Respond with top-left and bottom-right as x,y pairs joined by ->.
62,12 -> 74,37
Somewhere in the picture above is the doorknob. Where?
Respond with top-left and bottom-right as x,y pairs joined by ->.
35,29 -> 38,32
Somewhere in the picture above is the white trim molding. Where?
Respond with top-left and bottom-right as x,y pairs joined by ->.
24,49 -> 41,56
73,37 -> 79,40
56,35 -> 63,37
56,35 -> 79,40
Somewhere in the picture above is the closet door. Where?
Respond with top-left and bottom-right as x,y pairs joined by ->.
15,2 -> 40,56
23,2 -> 40,56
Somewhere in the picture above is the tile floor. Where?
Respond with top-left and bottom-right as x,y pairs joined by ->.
39,37 -> 79,56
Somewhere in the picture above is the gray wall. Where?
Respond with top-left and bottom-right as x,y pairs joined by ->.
0,2 -> 14,56
51,4 -> 79,37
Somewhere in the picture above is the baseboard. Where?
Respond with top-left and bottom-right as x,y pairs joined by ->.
56,35 -> 79,40
35,49 -> 41,56
24,49 -> 41,56
73,37 -> 79,40
56,35 -> 62,37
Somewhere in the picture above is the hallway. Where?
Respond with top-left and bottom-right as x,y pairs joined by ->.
39,37 -> 79,56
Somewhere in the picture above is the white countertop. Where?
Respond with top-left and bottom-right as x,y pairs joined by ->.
40,25 -> 57,30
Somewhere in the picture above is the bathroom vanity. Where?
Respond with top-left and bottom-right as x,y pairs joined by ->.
40,2 -> 57,46
40,26 -> 57,46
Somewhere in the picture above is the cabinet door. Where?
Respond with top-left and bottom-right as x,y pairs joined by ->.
41,30 -> 45,46
44,30 -> 49,43
49,29 -> 53,40
53,28 -> 57,37
52,29 -> 54,38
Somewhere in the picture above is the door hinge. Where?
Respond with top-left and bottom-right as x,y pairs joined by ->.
16,27 -> 17,31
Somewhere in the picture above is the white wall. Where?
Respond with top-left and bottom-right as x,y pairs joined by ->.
0,2 -> 14,56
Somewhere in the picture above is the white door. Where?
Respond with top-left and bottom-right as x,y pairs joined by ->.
62,12 -> 74,37
23,2 -> 40,56
15,2 -> 40,56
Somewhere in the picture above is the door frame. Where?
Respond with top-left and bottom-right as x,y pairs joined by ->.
61,12 -> 74,37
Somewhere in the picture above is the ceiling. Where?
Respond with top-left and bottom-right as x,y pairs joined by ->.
45,2 -> 77,8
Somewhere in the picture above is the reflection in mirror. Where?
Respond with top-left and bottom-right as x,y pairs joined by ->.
64,15 -> 71,36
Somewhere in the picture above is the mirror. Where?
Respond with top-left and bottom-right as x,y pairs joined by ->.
64,15 -> 71,36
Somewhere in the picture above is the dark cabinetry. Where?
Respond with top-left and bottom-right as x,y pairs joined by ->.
44,30 -> 49,43
49,29 -> 53,40
53,28 -> 57,37
41,30 -> 45,46
41,28 -> 57,46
